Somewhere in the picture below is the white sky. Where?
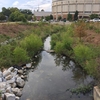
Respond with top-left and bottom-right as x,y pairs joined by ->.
0,0 -> 52,12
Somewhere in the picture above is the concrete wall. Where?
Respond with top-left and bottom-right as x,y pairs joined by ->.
94,86 -> 100,100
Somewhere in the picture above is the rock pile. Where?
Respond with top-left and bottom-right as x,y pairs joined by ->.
0,63 -> 32,100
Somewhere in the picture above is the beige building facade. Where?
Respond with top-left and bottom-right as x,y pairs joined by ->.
52,0 -> 100,20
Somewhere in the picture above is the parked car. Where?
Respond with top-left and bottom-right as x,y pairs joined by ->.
90,18 -> 100,22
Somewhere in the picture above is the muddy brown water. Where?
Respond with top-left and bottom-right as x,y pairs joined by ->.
20,36 -> 93,100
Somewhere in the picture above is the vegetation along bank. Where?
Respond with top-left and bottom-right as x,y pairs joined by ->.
0,22 -> 63,68
51,21 -> 100,86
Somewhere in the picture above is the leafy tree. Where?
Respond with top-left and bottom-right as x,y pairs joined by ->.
0,13 -> 6,21
33,16 -> 36,21
41,9 -> 44,12
41,16 -> 44,21
2,7 -> 11,17
58,16 -> 62,21
67,13 -> 73,21
9,10 -> 27,22
74,10 -> 79,21
20,9 -> 32,15
50,14 -> 53,20
27,15 -> 32,21
9,7 -> 19,13
18,14 -> 27,22
20,9 -> 32,20
90,14 -> 99,19
45,16 -> 50,21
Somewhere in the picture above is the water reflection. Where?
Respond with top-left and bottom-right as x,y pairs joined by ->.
54,55 -> 74,71
53,55 -> 93,86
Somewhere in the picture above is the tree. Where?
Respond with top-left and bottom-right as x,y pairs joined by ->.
20,9 -> 32,20
33,16 -> 36,21
9,10 -> 27,22
74,10 -> 79,21
20,9 -> 32,15
27,15 -> 32,21
9,7 -> 19,13
41,16 -> 44,21
2,7 -> 11,17
58,16 -> 62,21
50,14 -> 53,20
0,13 -> 6,21
67,13 -> 72,21
41,9 -> 44,12
90,14 -> 99,19
45,16 -> 50,21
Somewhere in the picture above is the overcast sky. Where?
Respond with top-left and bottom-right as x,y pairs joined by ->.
0,0 -> 52,12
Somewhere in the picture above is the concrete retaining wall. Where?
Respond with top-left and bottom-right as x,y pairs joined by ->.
94,86 -> 100,100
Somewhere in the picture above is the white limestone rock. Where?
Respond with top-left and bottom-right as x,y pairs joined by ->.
21,75 -> 25,79
26,63 -> 32,68
8,67 -> 14,72
15,96 -> 20,100
5,75 -> 13,80
0,82 -> 6,93
3,70 -> 11,77
16,77 -> 25,88
17,70 -> 23,74
12,88 -> 22,97
10,83 -> 17,88
6,87 -> 12,93
4,93 -> 15,100
7,77 -> 16,84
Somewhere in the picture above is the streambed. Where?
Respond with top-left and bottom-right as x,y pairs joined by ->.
20,36 -> 93,100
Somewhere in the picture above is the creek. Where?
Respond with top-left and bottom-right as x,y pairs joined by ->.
20,36 -> 93,100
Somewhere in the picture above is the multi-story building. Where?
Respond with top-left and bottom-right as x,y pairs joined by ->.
34,11 -> 51,20
52,0 -> 100,20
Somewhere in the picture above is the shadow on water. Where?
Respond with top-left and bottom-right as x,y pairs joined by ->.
20,36 -> 94,100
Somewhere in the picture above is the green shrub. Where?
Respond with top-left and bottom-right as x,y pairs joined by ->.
51,25 -> 74,56
13,47 -> 30,64
51,34 -> 60,49
74,44 -> 94,63
20,34 -> 43,57
85,59 -> 97,76
0,44 -> 12,67
54,42 -> 64,54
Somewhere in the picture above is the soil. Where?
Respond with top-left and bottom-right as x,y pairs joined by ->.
0,23 -> 33,38
83,30 -> 100,46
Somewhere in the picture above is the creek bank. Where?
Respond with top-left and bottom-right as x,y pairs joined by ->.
0,62 -> 33,100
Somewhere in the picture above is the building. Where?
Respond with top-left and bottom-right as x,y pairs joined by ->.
52,0 -> 100,20
34,11 -> 52,20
